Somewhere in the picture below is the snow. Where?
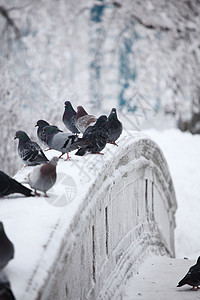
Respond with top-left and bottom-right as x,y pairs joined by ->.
122,256 -> 199,299
2,131 -> 158,299
143,129 -> 200,260
120,127 -> 200,299
0,149 -> 95,299
1,127 -> 199,299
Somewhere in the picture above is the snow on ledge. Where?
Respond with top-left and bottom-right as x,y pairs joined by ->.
1,130 -> 177,299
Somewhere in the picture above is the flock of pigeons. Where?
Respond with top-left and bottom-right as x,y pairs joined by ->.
1,101 -> 200,297
0,101 -> 123,198
0,101 -> 123,298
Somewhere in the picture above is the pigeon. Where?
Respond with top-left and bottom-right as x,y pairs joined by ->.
177,257 -> 200,290
35,120 -> 50,146
75,115 -> 108,156
105,108 -> 122,146
0,222 -> 14,270
0,271 -> 16,300
35,120 -> 63,147
0,171 -> 34,198
62,101 -> 79,133
26,157 -> 58,197
14,131 -> 49,166
42,125 -> 84,160
75,106 -> 97,133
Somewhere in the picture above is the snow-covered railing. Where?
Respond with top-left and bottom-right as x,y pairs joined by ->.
2,131 -> 177,299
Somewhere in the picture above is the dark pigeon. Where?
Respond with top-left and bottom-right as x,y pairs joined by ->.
14,131 -> 49,166
75,115 -> 108,156
105,108 -> 122,146
0,271 -> 16,300
177,257 -> 200,290
35,120 -> 63,147
0,171 -> 34,197
42,126 -> 84,160
62,101 -> 79,133
75,106 -> 96,133
27,157 -> 58,197
0,222 -> 14,270
35,120 -> 50,146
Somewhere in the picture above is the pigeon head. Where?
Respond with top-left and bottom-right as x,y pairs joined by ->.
76,106 -> 88,119
64,101 -> 74,110
42,125 -> 61,142
95,115 -> 108,127
49,156 -> 59,166
108,108 -> 117,120
14,131 -> 30,141
43,126 -> 60,135
63,101 -> 77,119
35,120 -> 49,128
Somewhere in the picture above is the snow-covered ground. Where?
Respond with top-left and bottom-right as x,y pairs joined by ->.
122,256 -> 198,299
121,128 -> 200,299
143,129 -> 200,260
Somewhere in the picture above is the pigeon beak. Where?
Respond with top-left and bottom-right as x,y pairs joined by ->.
14,136 -> 17,139
35,124 -> 38,127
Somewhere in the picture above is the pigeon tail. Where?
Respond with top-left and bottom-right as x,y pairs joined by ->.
177,283 -> 182,287
15,182 -> 34,197
75,146 -> 87,156
62,137 -> 87,152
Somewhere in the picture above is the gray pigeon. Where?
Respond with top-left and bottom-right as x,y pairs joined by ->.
0,222 -> 14,270
75,115 -> 108,156
0,171 -> 34,197
75,106 -> 96,133
26,157 -> 58,197
177,257 -> 200,290
62,101 -> 79,133
35,120 -> 63,147
0,271 -> 16,300
105,108 -> 122,146
42,126 -> 84,160
14,131 -> 49,166
35,120 -> 50,147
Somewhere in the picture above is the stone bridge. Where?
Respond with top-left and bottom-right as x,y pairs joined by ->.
1,131 -> 177,299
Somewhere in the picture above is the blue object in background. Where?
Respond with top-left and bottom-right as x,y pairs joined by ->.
89,0 -> 105,110
90,0 -> 105,23
119,32 -> 137,111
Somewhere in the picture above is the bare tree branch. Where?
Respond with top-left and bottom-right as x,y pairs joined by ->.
0,6 -> 20,38
130,13 -> 171,31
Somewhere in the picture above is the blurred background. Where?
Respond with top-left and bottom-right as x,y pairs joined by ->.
0,0 -> 200,175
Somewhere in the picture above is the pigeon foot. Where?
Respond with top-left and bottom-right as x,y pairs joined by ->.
34,190 -> 41,197
64,153 -> 70,161
92,152 -> 104,155
109,141 -> 118,146
59,153 -> 65,159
